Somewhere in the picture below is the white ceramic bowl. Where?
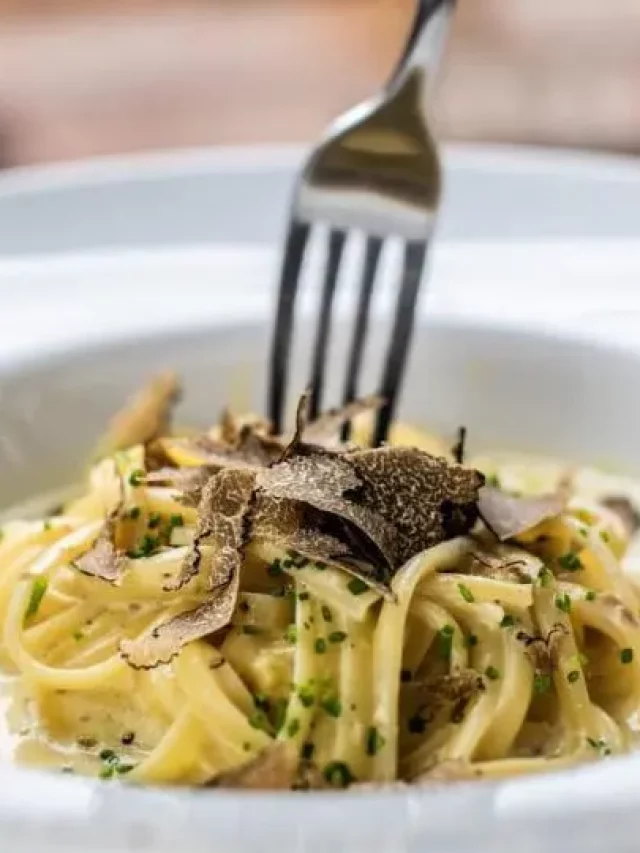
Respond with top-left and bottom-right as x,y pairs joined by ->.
2,247 -> 640,852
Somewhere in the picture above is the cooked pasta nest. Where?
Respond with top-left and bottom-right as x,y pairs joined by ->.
1,373 -> 640,790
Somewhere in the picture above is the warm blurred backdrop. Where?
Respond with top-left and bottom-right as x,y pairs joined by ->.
1,0 -> 639,168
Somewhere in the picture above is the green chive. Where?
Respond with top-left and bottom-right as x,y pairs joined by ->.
72,630 -> 84,642
127,506 -> 141,520
147,512 -> 162,529
320,696 -> 342,718
328,630 -> 347,644
347,577 -> 368,596
585,590 -> 597,601
99,766 -> 115,780
283,625 -> 297,644
500,614 -> 515,629
298,591 -> 310,601
323,761 -> 355,788
567,670 -> 580,683
437,625 -> 455,661
600,530 -> 611,544
621,648 -> 634,665
486,474 -> 501,488
314,638 -> 327,655
273,698 -> 288,733
24,576 -> 48,622
43,520 -> 52,532
555,593 -> 572,614
485,666 -> 500,681
297,684 -> 315,708
267,559 -> 284,577
558,551 -> 582,572
286,718 -> 300,738
533,672 -> 552,695
464,633 -> 478,649
365,726 -> 385,756
538,567 -> 553,587
169,513 -> 184,528
248,711 -> 269,732
458,583 -> 474,603
128,469 -> 145,487
321,605 -> 333,622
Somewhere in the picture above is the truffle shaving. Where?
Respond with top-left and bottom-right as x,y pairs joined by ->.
95,371 -> 180,458
166,468 -> 256,592
120,572 -> 239,669
74,513 -> 127,585
478,486 -> 565,541
601,495 -> 640,538
206,742 -> 298,790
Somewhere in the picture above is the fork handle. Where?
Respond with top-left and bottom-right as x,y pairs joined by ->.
391,0 -> 456,86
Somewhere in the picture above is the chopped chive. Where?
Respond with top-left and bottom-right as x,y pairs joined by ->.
323,761 -> 355,788
273,698 -> 288,732
253,694 -> 270,712
72,630 -> 84,642
587,737 -> 611,756
567,670 -> 580,684
484,666 -> 500,681
267,559 -> 284,577
320,696 -> 342,718
500,614 -> 515,629
600,530 -> 611,544
116,763 -> 135,775
328,630 -> 347,644
248,711 -> 270,732
297,684 -> 315,708
558,551 -> 582,572
464,633 -> 478,649
24,576 -> 48,621
437,625 -> 455,662
286,718 -> 300,738
486,473 -> 501,488
621,648 -> 634,665
127,506 -> 141,520
169,513 -> 184,528
99,766 -> 115,780
147,512 -> 162,529
578,527 -> 588,538
533,672 -> 552,695
298,591 -> 310,601
347,577 -> 368,596
321,605 -> 333,622
365,726 -> 385,756
283,625 -> 297,644
458,583 -> 475,603
128,469 -> 145,487
555,593 -> 572,614
585,590 -> 597,602
43,520 -> 52,532
99,748 -> 117,762
314,638 -> 327,655
538,567 -> 553,587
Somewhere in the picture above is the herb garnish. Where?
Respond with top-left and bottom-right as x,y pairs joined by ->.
323,761 -> 355,788
458,583 -> 475,603
347,578 -> 368,596
555,593 -> 572,614
365,727 -> 385,756
558,551 -> 582,572
621,648 -> 634,664
24,576 -> 48,622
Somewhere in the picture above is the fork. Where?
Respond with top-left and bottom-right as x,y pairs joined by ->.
267,0 -> 456,445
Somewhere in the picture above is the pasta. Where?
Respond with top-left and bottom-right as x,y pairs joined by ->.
0,376 -> 640,790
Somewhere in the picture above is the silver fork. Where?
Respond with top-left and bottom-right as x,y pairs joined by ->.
268,0 -> 456,444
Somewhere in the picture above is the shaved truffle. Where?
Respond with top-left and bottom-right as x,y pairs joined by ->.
74,516 -> 126,584
120,574 -> 239,669
167,468 -> 256,592
302,396 -> 383,446
257,446 -> 483,584
601,495 -> 640,538
478,486 -> 565,541
207,742 -> 298,790
95,371 -> 180,457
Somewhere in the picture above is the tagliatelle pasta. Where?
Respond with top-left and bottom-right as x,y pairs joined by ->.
0,377 -> 639,789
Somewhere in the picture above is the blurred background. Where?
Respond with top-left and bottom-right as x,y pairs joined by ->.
1,0 -> 639,170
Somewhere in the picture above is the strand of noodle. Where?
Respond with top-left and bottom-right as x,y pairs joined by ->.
252,542 -> 381,622
371,538 -> 472,781
278,583 -> 319,748
128,708 -> 207,784
420,573 -> 533,612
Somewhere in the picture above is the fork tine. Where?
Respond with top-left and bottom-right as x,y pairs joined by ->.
308,229 -> 347,420
340,235 -> 383,441
372,239 -> 428,446
268,219 -> 310,434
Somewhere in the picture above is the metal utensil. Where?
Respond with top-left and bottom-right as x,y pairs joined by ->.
268,0 -> 455,443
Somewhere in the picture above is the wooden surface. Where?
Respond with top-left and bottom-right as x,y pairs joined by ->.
1,0 -> 640,167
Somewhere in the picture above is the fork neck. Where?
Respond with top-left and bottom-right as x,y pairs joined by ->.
390,0 -> 455,89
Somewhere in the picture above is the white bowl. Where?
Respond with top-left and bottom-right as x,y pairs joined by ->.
2,246 -> 640,852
